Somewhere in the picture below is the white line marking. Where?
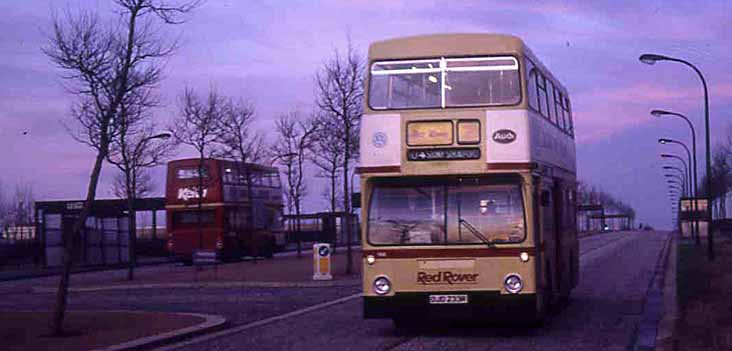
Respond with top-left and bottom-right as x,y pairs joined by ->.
154,293 -> 362,351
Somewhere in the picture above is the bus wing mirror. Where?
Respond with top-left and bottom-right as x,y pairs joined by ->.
540,190 -> 551,207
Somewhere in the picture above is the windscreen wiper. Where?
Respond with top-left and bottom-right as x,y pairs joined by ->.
459,219 -> 497,247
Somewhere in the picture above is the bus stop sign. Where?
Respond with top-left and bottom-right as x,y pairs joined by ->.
313,243 -> 332,280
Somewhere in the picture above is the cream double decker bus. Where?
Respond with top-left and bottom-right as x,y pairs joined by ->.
358,33 -> 578,326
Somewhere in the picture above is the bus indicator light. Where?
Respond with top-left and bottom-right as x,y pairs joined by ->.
366,255 -> 376,265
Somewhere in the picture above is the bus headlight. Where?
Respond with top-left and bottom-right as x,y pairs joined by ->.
366,255 -> 376,265
504,274 -> 523,294
373,276 -> 391,295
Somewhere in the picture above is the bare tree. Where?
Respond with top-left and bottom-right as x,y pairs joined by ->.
216,97 -> 268,261
111,168 -> 154,199
314,42 -> 364,274
311,114 -> 345,214
319,176 -> 343,213
170,87 -> 225,256
272,112 -> 318,258
42,0 -> 197,335
10,184 -> 35,227
710,143 -> 732,217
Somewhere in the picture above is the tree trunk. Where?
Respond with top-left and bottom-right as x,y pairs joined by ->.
126,172 -> 136,281
343,124 -> 352,275
330,171 -> 337,253
295,198 -> 302,258
330,171 -> 337,213
51,148 -> 106,335
245,166 -> 257,264
127,198 -> 136,281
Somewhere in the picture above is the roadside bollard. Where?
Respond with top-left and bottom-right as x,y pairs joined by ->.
313,243 -> 332,280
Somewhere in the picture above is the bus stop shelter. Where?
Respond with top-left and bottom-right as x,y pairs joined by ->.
35,198 -> 165,268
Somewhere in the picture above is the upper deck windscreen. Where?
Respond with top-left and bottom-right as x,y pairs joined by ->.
369,56 -> 520,110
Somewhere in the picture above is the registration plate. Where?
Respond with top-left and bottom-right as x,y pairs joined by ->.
429,294 -> 468,304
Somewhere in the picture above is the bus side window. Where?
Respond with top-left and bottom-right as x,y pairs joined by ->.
537,74 -> 549,119
546,80 -> 556,124
565,97 -> 574,137
526,61 -> 539,112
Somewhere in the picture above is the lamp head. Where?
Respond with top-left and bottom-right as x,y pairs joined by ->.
639,53 -> 669,65
157,132 -> 172,139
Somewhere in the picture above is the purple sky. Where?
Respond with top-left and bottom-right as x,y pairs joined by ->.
1,0 -> 731,229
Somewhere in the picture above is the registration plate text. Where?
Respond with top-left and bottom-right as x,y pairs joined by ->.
428,294 -> 468,304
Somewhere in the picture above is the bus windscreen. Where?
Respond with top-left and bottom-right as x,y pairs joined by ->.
367,182 -> 525,245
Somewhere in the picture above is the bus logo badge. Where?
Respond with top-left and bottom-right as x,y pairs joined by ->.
417,271 -> 479,285
492,129 -> 516,144
372,132 -> 387,148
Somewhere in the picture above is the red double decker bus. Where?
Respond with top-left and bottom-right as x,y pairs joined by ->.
165,158 -> 285,262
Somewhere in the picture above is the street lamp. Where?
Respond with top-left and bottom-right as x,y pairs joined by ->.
640,53 -> 713,260
659,137 -> 694,194
652,110 -> 698,201
661,154 -> 689,196
126,131 -> 172,280
664,174 -> 686,195
661,152 -> 699,244
663,165 -> 688,187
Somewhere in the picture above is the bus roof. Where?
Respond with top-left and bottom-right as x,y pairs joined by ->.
369,33 -> 526,60
167,158 -> 278,173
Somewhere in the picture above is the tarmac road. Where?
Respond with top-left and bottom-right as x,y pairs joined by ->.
160,230 -> 668,351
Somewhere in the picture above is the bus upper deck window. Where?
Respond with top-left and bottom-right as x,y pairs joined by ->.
177,167 -> 209,180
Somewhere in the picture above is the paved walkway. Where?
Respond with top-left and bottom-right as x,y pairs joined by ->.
33,247 -> 362,290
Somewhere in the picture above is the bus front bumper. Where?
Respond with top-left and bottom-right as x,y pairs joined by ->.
363,291 -> 537,319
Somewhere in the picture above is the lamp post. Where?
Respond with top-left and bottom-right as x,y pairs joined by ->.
652,109 -> 699,241
663,166 -> 689,194
640,53 -> 713,260
665,174 -> 687,196
659,137 -> 699,243
661,166 -> 691,194
661,151 -> 699,244
127,132 -> 170,280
